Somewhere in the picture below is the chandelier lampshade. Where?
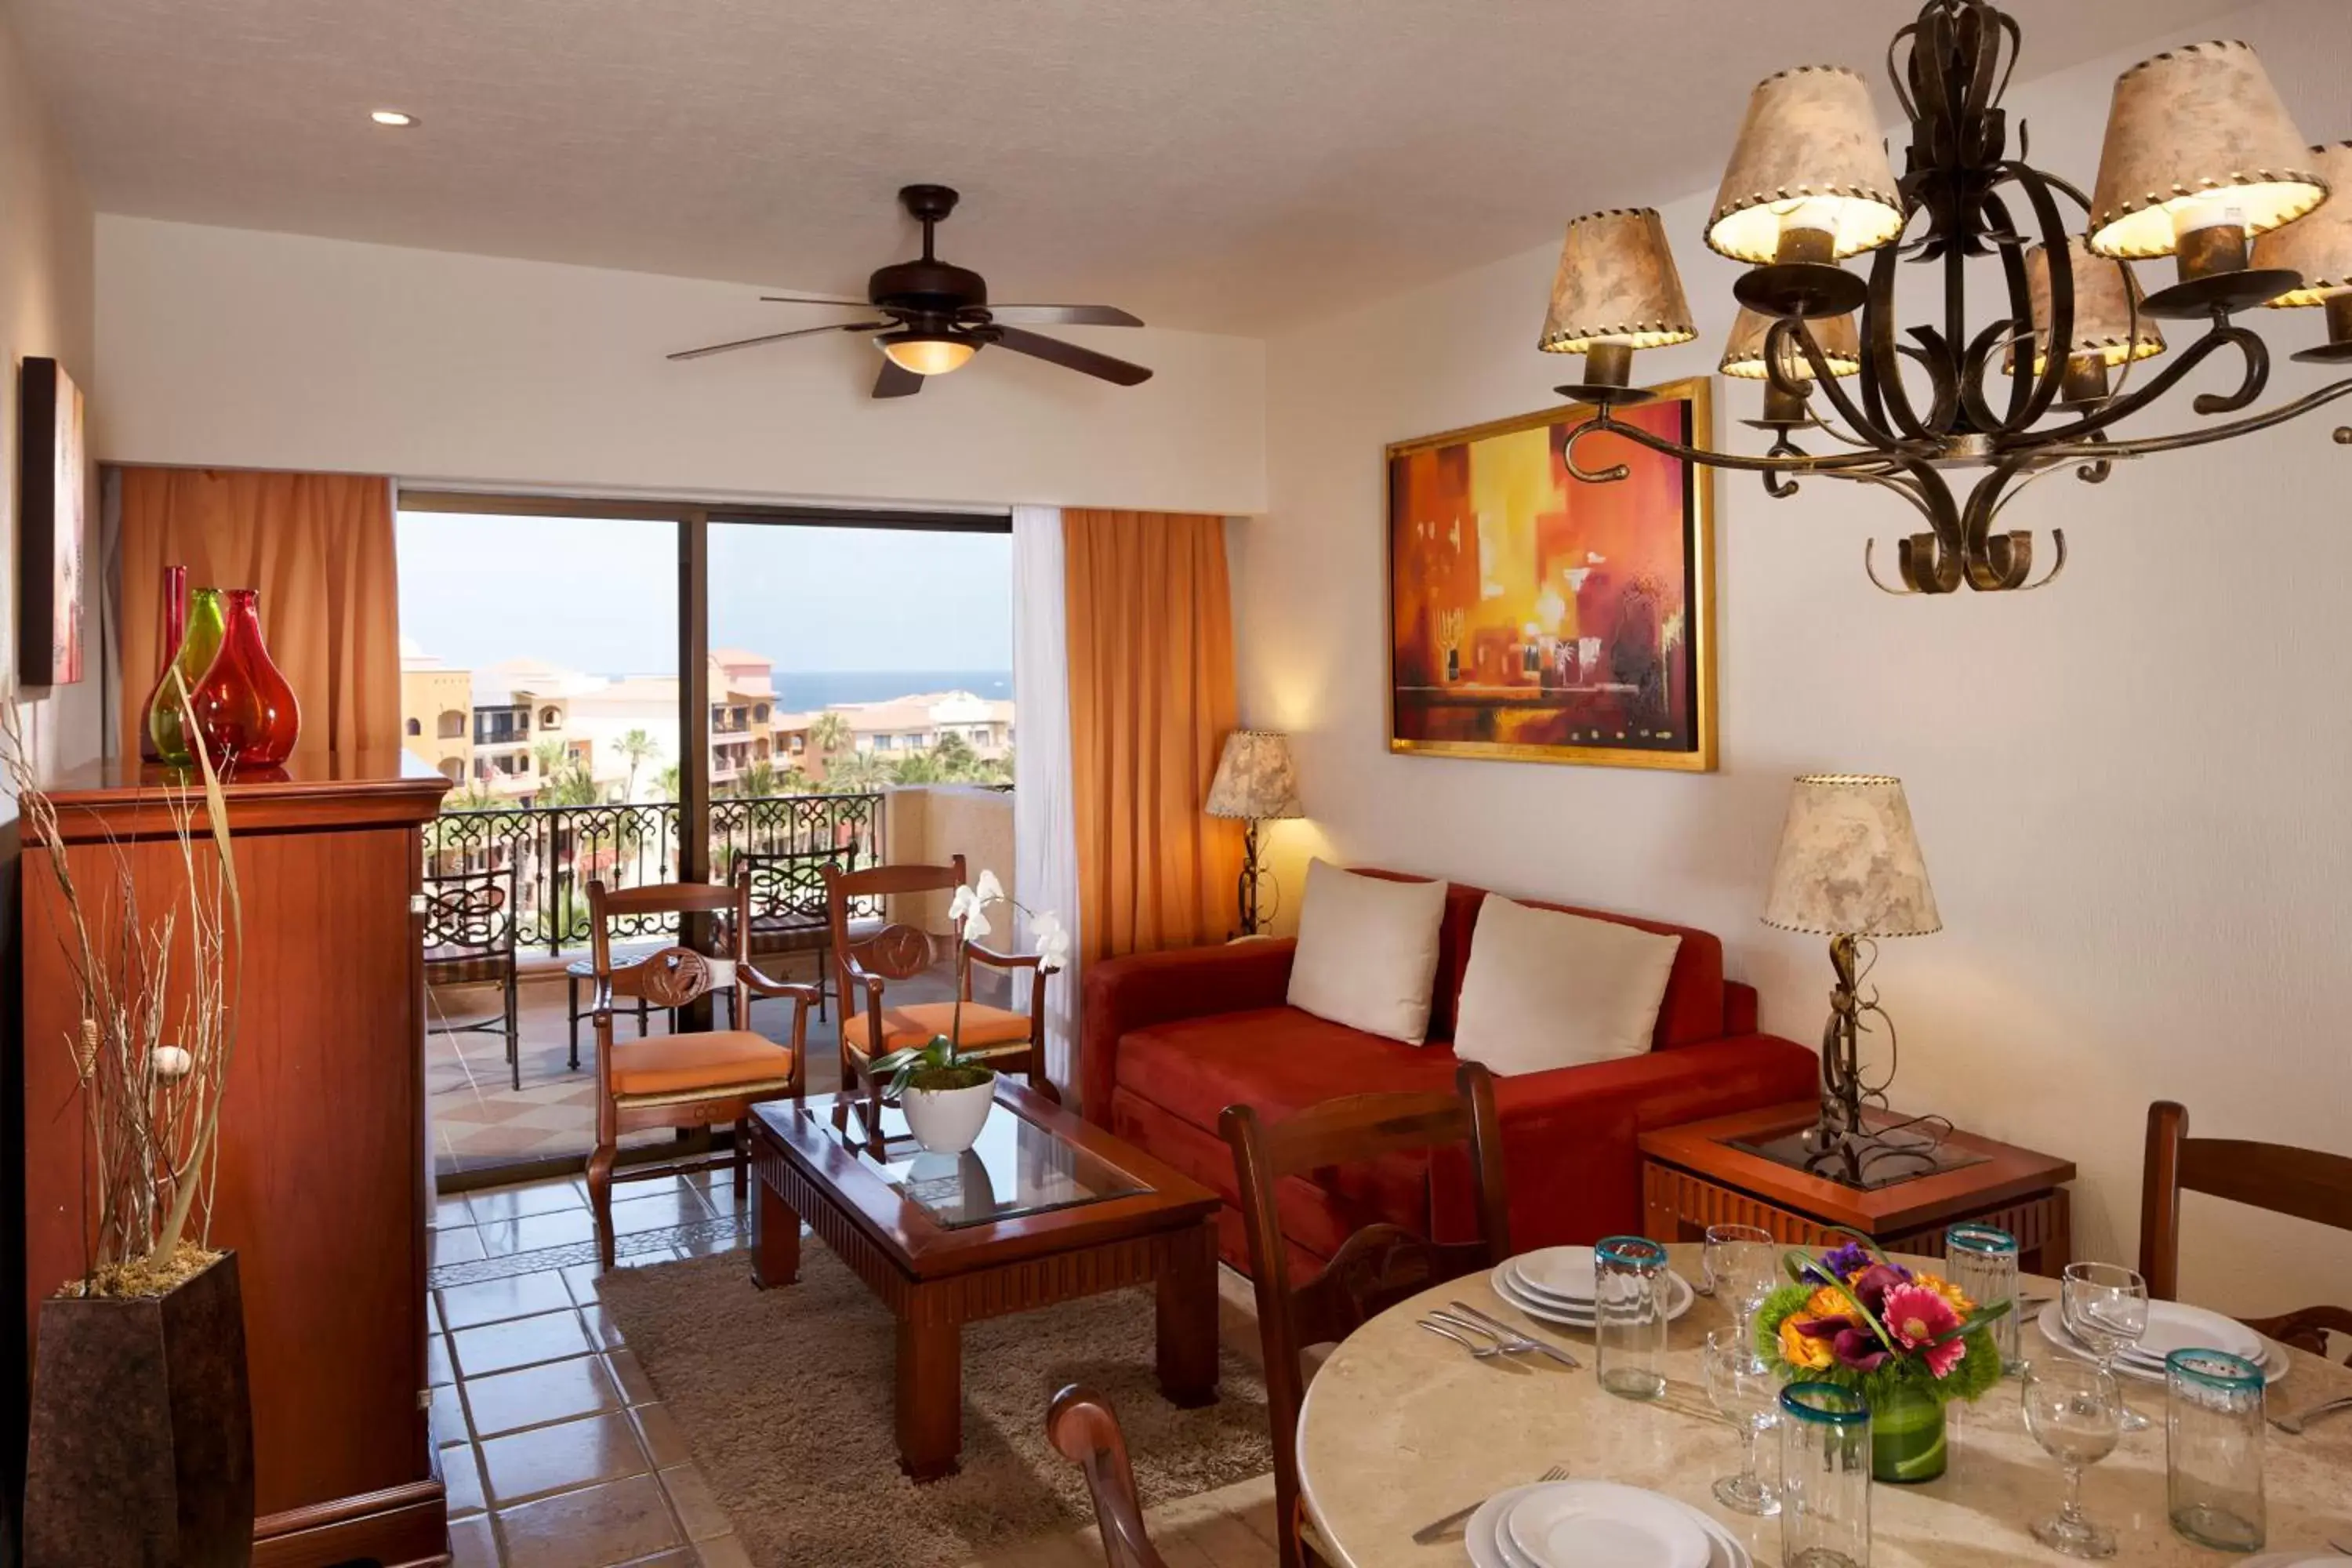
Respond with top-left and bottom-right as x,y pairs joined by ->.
2256,142 -> 2352,305
1705,67 -> 1906,267
1538,209 -> 1696,402
2003,237 -> 2166,379
1719,307 -> 1861,380
2087,39 -> 2326,314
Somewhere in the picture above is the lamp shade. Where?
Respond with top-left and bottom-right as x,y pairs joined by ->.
1205,730 -> 1303,821
1719,307 -> 1861,379
2256,142 -> 2352,306
1762,774 -> 1940,938
2004,236 -> 2167,375
1537,209 -> 1697,355
1705,66 -> 1906,264
2087,40 -> 2327,260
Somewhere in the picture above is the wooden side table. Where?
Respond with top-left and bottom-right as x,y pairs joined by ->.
1639,1102 -> 2075,1272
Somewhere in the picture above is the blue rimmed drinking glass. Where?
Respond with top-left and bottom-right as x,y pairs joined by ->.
1944,1222 -> 2021,1373
1592,1235 -> 1669,1401
2167,1348 -> 2266,1552
1780,1382 -> 1871,1567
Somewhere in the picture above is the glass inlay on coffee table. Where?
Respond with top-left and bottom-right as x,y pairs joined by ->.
800,1092 -> 1148,1229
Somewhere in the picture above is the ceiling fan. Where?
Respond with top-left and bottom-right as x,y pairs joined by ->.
667,184 -> 1153,398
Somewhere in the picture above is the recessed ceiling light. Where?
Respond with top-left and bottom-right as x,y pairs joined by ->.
370,110 -> 417,128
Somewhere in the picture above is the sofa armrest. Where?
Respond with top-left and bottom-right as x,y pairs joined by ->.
1455,1034 -> 1820,1250
1724,980 -> 1760,1037
1078,938 -> 1298,1121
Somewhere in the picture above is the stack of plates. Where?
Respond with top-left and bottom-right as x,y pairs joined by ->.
1465,1479 -> 1749,1568
2035,1298 -> 2290,1386
1491,1247 -> 1695,1330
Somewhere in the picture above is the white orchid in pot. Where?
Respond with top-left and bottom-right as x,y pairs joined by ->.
869,869 -> 1069,1154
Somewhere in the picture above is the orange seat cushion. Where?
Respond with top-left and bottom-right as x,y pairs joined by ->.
609,1029 -> 797,1098
840,1002 -> 1033,1058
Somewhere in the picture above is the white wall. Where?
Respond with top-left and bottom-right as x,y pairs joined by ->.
95,217 -> 1265,516
1236,0 -> 2352,1316
0,6 -> 99,778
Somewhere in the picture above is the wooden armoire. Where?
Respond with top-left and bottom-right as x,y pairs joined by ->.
17,753 -> 452,1566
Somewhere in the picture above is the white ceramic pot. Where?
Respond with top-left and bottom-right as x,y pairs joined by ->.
899,1074 -> 997,1155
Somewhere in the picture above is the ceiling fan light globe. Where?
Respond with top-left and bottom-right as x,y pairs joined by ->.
879,332 -> 977,376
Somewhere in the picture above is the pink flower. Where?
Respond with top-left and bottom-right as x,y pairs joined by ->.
1883,1283 -> 1967,1377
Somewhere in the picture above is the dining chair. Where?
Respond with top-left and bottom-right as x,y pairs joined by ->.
822,855 -> 1054,1114
419,865 -> 521,1089
2140,1099 -> 2352,1363
585,878 -> 820,1269
1221,1062 -> 1511,1568
1046,1385 -> 1170,1568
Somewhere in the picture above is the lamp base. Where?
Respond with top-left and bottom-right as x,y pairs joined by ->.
1730,1120 -> 1987,1191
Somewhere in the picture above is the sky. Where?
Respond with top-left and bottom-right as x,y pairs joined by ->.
396,511 -> 1014,675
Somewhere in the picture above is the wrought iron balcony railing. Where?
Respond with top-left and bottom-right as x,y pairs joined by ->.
421,791 -> 887,954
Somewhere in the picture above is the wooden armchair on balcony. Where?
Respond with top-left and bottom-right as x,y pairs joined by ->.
586,878 -> 821,1270
824,855 -> 1055,1115
420,865 -> 522,1090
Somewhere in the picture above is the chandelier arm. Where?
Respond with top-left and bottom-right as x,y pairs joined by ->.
1984,455 -> 2089,526
1760,318 -> 1898,452
2027,377 -> 2352,460
2001,322 -> 2264,449
1862,238 -> 1944,442
1959,463 -> 2043,590
1889,463 -> 1969,594
1989,166 -> 2082,433
1563,411 -> 1920,483
1772,315 -> 1905,449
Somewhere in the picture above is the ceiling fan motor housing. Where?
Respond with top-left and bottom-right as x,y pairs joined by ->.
868,258 -> 989,323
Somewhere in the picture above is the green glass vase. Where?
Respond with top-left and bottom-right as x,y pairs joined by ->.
1871,1380 -> 1948,1483
148,586 -> 227,767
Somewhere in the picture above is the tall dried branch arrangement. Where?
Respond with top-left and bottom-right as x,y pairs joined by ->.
3,677 -> 244,1298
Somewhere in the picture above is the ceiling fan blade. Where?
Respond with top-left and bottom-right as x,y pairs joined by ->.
668,321 -> 885,361
759,295 -> 876,307
980,304 -> 1145,328
988,326 -> 1154,386
873,359 -> 924,398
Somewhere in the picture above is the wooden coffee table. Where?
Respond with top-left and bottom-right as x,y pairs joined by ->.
1639,1102 -> 2076,1273
746,1081 -> 1222,1480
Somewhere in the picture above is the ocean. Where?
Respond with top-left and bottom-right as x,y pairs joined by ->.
768,670 -> 1013,710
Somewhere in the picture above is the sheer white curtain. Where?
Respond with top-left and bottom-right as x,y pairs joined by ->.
1011,504 -> 1083,1094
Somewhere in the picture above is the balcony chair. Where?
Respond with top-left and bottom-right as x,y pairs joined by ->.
585,878 -> 819,1270
1046,1385 -> 1170,1568
420,866 -> 522,1090
2140,1100 -> 2352,1364
1221,1062 -> 1511,1568
823,855 -> 1054,1116
732,844 -> 874,1022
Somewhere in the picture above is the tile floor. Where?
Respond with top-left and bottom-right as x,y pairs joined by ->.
428,955 -> 991,1181
430,1168 -> 1277,1567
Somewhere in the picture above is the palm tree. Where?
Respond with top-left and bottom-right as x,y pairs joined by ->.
822,750 -> 888,794
735,759 -> 781,800
542,761 -> 602,808
531,737 -> 568,782
615,728 -> 660,801
890,750 -> 946,786
808,710 -> 855,769
931,731 -> 979,780
654,764 -> 681,803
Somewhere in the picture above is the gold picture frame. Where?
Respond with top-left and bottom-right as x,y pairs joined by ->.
1385,376 -> 1715,771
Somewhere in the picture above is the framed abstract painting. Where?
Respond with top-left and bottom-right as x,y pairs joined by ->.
1386,377 -> 1715,771
16,357 -> 88,686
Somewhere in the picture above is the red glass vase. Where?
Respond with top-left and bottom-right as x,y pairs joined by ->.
193,588 -> 300,768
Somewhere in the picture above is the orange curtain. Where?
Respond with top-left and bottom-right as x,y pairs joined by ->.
116,468 -> 401,759
1064,509 -> 1244,963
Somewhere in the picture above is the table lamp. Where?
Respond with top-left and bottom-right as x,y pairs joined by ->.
1762,774 -> 1940,1174
1205,730 -> 1304,937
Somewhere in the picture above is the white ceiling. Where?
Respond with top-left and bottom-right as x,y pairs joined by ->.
13,0 -> 2248,333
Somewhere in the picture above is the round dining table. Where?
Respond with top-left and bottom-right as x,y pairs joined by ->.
1296,1243 -> 2352,1566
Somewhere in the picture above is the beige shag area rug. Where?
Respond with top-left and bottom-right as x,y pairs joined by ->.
599,1249 -> 1272,1567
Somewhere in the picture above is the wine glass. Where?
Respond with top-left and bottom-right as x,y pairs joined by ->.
2023,1358 -> 2124,1558
2061,1261 -> 2151,1432
1703,1327 -> 1781,1515
1704,1222 -> 1777,1349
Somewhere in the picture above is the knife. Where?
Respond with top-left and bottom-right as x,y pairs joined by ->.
1448,1299 -> 1583,1370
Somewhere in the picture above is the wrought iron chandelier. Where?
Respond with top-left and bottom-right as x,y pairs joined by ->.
1539,0 -> 2352,593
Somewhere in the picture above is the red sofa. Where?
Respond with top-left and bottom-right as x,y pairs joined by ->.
1080,871 -> 1820,1277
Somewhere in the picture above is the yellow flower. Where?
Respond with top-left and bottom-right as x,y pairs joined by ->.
1778,1314 -> 1835,1370
1804,1285 -> 1851,1318
1917,1272 -> 1976,1316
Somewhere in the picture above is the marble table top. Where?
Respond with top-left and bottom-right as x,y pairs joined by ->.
1296,1244 -> 2352,1566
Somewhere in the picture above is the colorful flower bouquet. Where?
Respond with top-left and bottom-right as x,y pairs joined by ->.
1754,1235 -> 2013,1483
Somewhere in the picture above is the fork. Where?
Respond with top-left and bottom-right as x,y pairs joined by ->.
1447,1300 -> 1584,1370
1411,1464 -> 1570,1544
2268,1392 -> 2352,1435
1419,1318 -> 1508,1359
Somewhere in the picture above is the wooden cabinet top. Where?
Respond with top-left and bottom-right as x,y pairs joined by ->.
28,750 -> 451,840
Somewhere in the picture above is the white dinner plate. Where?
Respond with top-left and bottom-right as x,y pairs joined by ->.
1514,1246 -> 1602,1301
2035,1301 -> 2289,1386
2120,1299 -> 2266,1363
1494,1264 -> 1694,1327
1467,1483 -> 1751,1568
1503,1480 -> 1711,1568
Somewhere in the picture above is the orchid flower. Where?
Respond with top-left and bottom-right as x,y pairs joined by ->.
1031,911 -> 1072,974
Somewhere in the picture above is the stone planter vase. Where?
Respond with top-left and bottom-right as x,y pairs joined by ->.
901,1073 -> 997,1155
22,1250 -> 256,1566
1871,1380 -> 1948,1483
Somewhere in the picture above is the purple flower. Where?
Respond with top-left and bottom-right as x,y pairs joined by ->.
1850,1262 -> 1914,1314
1820,1241 -> 1875,1279
1796,1313 -> 1891,1373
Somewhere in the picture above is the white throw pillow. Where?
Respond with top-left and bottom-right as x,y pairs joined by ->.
1285,860 -> 1448,1045
1452,895 -> 1682,1075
